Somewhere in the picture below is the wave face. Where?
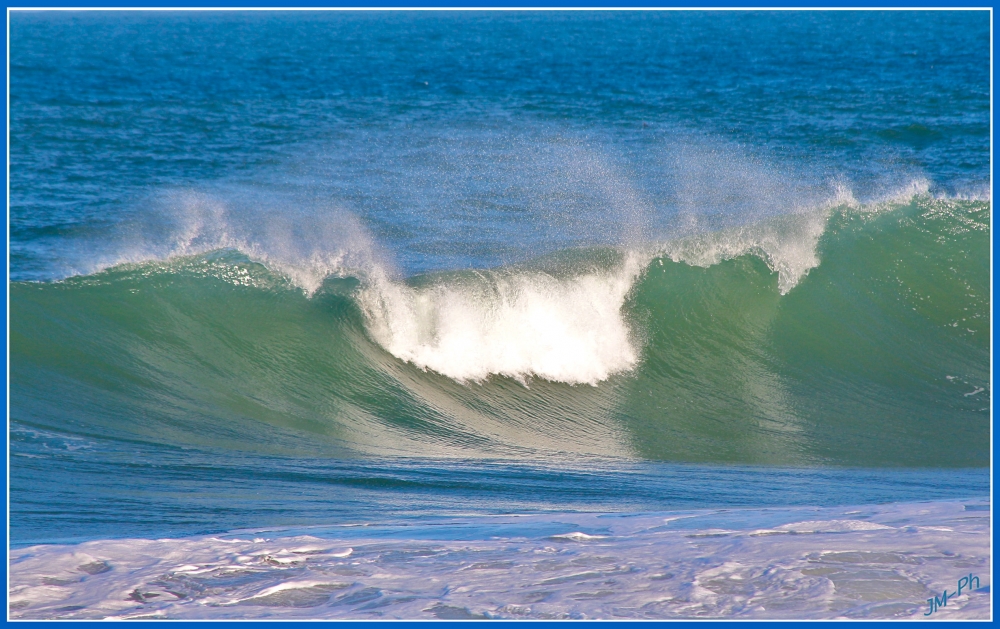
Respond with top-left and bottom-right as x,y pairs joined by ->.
11,195 -> 989,467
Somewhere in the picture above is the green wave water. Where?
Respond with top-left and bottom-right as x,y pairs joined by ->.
11,196 -> 989,467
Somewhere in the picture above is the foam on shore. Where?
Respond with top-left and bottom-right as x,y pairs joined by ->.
9,499 -> 990,620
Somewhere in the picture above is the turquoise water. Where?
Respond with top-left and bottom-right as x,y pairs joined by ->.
9,11 -> 990,552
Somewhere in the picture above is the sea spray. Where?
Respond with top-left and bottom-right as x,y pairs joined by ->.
86,189 -> 390,297
11,196 -> 989,466
657,210 -> 829,295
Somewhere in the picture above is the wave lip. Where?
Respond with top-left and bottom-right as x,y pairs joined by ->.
658,210 -> 829,295
10,195 -> 990,465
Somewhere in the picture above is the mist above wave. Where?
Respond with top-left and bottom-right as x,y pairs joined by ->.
24,125 -> 985,387
52,173 -> 971,387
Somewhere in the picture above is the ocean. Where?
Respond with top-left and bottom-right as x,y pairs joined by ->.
8,10 -> 991,620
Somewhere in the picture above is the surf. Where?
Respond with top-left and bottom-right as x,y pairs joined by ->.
10,194 -> 989,466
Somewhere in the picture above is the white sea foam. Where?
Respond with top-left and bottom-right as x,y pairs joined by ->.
773,520 -> 895,534
92,187 -> 836,384
75,177 -> 966,386
548,532 -> 609,541
357,255 -> 646,385
8,500 -> 989,620
351,177 -> 935,383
